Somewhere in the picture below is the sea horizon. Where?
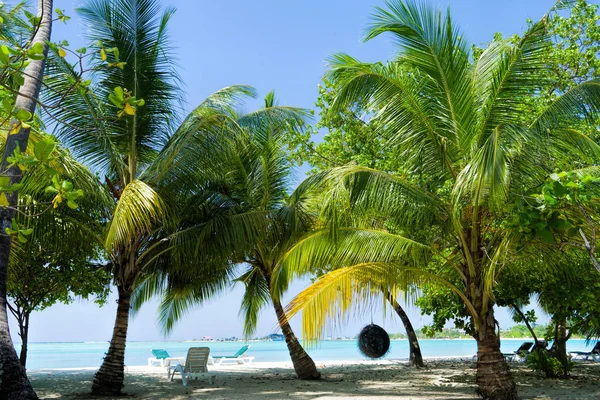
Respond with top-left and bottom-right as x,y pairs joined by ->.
16,338 -> 596,371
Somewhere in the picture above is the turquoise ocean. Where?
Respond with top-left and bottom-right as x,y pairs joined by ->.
15,339 -> 595,370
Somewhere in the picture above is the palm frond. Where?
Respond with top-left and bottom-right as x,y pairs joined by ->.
532,79 -> 600,133
278,227 -> 429,289
453,125 -> 525,211
105,180 -> 166,252
326,56 -> 455,179
472,17 -> 551,147
72,0 -> 182,175
234,266 -> 271,338
285,262 -> 473,342
366,0 -> 473,148
297,164 -> 446,230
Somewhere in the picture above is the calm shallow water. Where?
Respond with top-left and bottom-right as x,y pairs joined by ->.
16,338 -> 595,370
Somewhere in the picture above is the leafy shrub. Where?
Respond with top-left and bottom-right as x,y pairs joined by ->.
526,349 -> 573,378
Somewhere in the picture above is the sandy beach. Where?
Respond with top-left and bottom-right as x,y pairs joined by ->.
29,358 -> 600,399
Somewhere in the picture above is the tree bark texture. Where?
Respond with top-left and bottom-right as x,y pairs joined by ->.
91,284 -> 131,395
272,298 -> 321,380
550,316 -> 570,377
475,307 -> 518,400
0,1 -> 53,398
385,292 -> 424,368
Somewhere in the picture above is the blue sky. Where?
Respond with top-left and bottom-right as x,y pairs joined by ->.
9,0 -> 573,343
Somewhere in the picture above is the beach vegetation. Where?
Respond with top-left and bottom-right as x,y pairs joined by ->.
282,1 -> 600,398
6,140 -> 112,368
41,0 -> 261,394
284,76 -> 425,368
133,91 -> 322,380
0,1 -> 58,397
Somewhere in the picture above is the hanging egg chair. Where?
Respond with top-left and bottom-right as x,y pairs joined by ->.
358,323 -> 390,359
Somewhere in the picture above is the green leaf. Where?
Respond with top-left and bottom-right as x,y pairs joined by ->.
536,227 -> 556,244
34,137 -> 56,162
0,183 -> 23,192
28,42 -> 44,55
0,45 -> 10,64
14,73 -> 24,86
14,109 -> 32,121
2,98 -> 13,114
108,93 -> 122,107
44,186 -> 60,194
114,86 -> 124,101
61,180 -> 73,191
552,181 -> 567,197
543,193 -> 557,205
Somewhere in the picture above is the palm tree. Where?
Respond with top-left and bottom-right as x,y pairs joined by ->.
281,1 -> 600,398
135,92 -> 321,380
0,0 -> 53,398
43,0 -> 258,394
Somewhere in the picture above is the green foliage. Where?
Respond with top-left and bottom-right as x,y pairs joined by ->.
506,171 -> 600,246
526,349 -> 573,378
134,91 -> 314,335
502,324 -> 548,339
6,140 -> 112,362
284,78 -> 398,173
284,4 -> 600,377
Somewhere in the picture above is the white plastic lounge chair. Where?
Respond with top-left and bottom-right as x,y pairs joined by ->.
168,347 -> 215,386
147,349 -> 185,367
211,344 -> 255,365
570,342 -> 600,361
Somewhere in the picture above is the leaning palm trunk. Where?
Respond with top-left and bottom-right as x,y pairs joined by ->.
92,283 -> 132,394
386,293 -> 423,368
0,0 -> 52,397
272,298 -> 320,380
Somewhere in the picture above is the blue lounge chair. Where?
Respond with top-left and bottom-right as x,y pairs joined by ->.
148,348 -> 184,367
570,342 -> 600,361
211,344 -> 254,365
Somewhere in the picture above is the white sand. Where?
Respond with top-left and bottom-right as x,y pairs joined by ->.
29,358 -> 600,399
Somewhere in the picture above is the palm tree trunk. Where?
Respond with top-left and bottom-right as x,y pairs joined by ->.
475,307 -> 517,400
0,1 -> 52,397
272,298 -> 320,380
385,292 -> 424,367
91,284 -> 131,395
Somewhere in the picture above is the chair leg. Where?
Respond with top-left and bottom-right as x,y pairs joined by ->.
182,373 -> 188,387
